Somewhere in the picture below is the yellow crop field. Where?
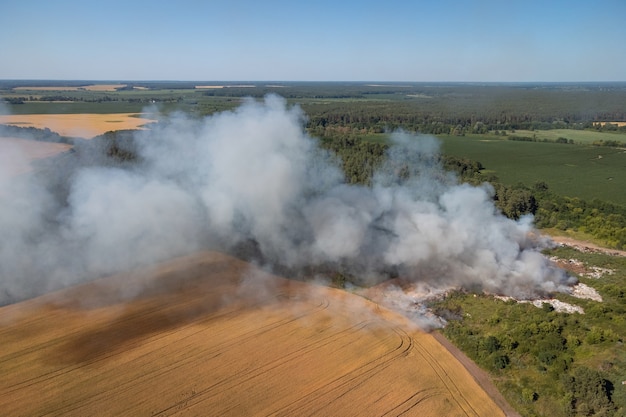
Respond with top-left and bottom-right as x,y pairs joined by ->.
0,251 -> 506,417
595,121 -> 626,127
0,113 -> 156,139
0,136 -> 72,176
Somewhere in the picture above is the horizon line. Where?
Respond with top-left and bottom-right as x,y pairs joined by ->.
1,79 -> 626,84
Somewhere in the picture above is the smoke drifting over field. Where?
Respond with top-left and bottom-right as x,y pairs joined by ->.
0,96 -> 573,305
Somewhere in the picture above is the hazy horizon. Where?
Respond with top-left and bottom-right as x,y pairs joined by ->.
3,80 -> 626,85
2,0 -> 624,82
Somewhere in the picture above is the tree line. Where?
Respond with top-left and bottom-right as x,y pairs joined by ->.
434,288 -> 621,416
304,101 -> 626,138
317,131 -> 626,249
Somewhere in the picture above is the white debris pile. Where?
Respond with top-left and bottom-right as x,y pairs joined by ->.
548,256 -> 615,279
493,294 -> 586,314
549,256 -> 585,268
527,299 -> 585,314
572,283 -> 603,301
586,266 -> 615,279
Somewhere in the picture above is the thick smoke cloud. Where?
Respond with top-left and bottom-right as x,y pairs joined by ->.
0,95 -> 572,305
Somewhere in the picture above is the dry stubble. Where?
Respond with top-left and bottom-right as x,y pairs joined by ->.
0,251 -> 505,417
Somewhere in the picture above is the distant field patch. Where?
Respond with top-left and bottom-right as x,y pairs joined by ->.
13,86 -> 80,92
13,84 -> 126,92
0,136 -> 72,176
407,94 -> 433,99
195,85 -> 256,89
512,129 -> 626,144
81,84 -> 127,91
596,121 -> 626,127
366,84 -> 413,87
0,113 -> 156,139
440,134 -> 626,206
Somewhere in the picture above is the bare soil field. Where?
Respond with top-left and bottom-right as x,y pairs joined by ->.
13,84 -> 127,92
550,236 -> 626,257
0,251 -> 505,417
0,136 -> 72,176
0,113 -> 156,139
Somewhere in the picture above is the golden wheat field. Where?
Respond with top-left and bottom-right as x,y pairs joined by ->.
593,121 -> 626,127
0,136 -> 72,176
0,113 -> 156,139
0,251 -> 505,417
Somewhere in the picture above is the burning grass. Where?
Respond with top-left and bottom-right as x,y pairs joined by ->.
0,113 -> 156,139
0,251 -> 506,416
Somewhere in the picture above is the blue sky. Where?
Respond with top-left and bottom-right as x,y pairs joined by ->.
1,0 -> 624,81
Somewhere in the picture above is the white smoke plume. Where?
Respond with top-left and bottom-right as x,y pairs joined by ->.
0,95 -> 572,305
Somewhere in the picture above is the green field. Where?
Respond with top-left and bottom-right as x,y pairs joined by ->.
440,134 -> 626,206
512,129 -> 626,145
3,101 -> 146,114
0,86 -> 239,115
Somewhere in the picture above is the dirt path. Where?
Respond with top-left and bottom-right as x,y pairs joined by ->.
432,332 -> 521,417
549,236 -> 626,257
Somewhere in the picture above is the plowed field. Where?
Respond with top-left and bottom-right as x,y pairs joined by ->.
0,251 -> 505,416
